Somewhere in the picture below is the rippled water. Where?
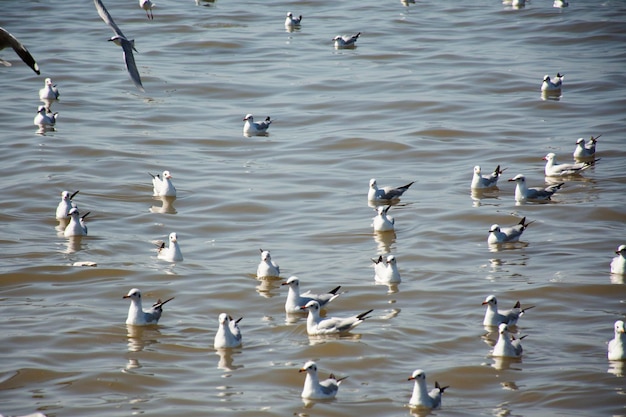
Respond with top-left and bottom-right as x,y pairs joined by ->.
1,0 -> 625,416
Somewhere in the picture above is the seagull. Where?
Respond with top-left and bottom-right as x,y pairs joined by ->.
368,178 -> 414,202
573,135 -> 600,160
299,361 -> 347,400
157,232 -> 183,262
214,313 -> 243,349
372,205 -> 395,232
608,320 -> 625,361
482,295 -> 534,327
39,78 -> 60,102
94,0 -> 144,92
611,245 -> 626,275
140,0 -> 155,20
508,174 -> 564,202
123,288 -> 174,325
511,0 -> 525,8
471,165 -> 505,189
149,170 -> 176,197
333,32 -> 360,49
407,369 -> 448,409
64,207 -> 89,237
543,152 -> 597,176
33,106 -> 58,127
487,217 -> 533,245
372,254 -> 401,284
285,12 -> 302,27
541,73 -> 563,93
553,0 -> 569,7
243,114 -> 271,136
282,276 -> 342,314
257,248 -> 280,278
0,26 -> 40,74
56,190 -> 80,219
300,300 -> 372,335
492,323 -> 524,358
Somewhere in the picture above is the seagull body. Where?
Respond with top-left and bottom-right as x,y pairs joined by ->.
553,0 -> 568,7
94,0 -> 144,92
541,73 -> 563,93
488,217 -> 532,244
492,323 -> 524,358
608,320 -> 626,361
214,313 -> 243,348
243,114 -> 272,136
56,190 -> 79,219
543,152 -> 596,176
333,32 -> 360,49
257,249 -> 280,278
482,295 -> 534,327
372,205 -> 395,232
140,0 -> 155,19
299,361 -> 346,400
301,300 -> 372,335
285,12 -> 302,27
34,106 -> 58,127
511,0 -> 525,8
157,232 -> 183,262
39,78 -> 60,101
282,276 -> 341,314
508,174 -> 563,202
0,26 -> 40,74
149,170 -> 176,197
368,178 -> 414,202
372,254 -> 401,284
471,165 -> 505,189
123,288 -> 174,325
573,136 -> 599,160
408,369 -> 448,409
611,245 -> 626,275
64,207 -> 89,237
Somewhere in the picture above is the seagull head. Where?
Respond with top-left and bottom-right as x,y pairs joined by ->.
218,312 -> 230,325
543,75 -> 550,82
473,165 -> 481,175
543,153 -> 556,162
386,255 -> 396,265
508,174 -> 525,183
169,232 -> 178,243
615,320 -> 625,335
282,276 -> 299,288
300,300 -> 320,313
408,369 -> 426,382
299,361 -> 317,374
576,137 -> 585,145
243,114 -> 253,121
489,225 -> 500,233
162,170 -> 172,179
482,294 -> 497,307
616,245 -> 626,256
260,250 -> 271,262
498,323 -> 510,335
123,288 -> 141,300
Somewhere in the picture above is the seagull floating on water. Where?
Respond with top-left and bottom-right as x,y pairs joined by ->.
34,106 -> 58,127
543,152 -> 597,176
243,114 -> 271,136
611,245 -> 626,275
333,32 -> 360,49
214,313 -> 243,348
541,73 -> 563,93
94,0 -> 144,92
553,0 -> 569,8
0,26 -> 40,74
482,295 -> 534,327
282,276 -> 341,314
257,249 -> 280,278
492,323 -> 525,358
372,254 -> 401,284
471,165 -> 505,189
123,288 -> 174,325
39,78 -> 60,102
149,170 -> 176,197
64,207 -> 89,237
368,178 -> 414,202
608,320 -> 625,361
56,190 -> 80,219
157,232 -> 183,262
372,205 -> 395,232
488,217 -> 533,245
140,0 -> 155,19
299,360 -> 347,400
407,369 -> 448,409
285,12 -> 302,27
508,174 -> 563,202
300,300 -> 372,335
573,135 -> 600,160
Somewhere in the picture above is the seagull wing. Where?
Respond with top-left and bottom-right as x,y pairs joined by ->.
120,39 -> 144,92
94,0 -> 126,38
0,27 -> 40,74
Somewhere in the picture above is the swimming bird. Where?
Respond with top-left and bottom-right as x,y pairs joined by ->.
611,245 -> 626,275
372,205 -> 395,232
368,178 -> 414,202
300,300 -> 372,335
157,232 -> 183,262
608,320 -> 625,361
487,217 -> 533,245
149,170 -> 176,197
282,276 -> 342,314
553,0 -> 569,7
56,190 -> 80,219
140,0 -> 155,19
123,288 -> 174,325
64,207 -> 89,237
214,313 -> 243,348
94,0 -> 144,92
492,323 -> 524,358
0,26 -> 40,74
285,12 -> 302,27
407,369 -> 448,409
372,254 -> 401,284
471,165 -> 505,189
33,106 -> 58,127
482,295 -> 534,327
333,32 -> 360,49
257,248 -> 280,278
511,0 -> 525,8
543,152 -> 596,176
541,73 -> 563,93
508,174 -> 564,202
573,135 -> 600,160
299,361 -> 347,400
243,114 -> 272,136
39,78 -> 60,102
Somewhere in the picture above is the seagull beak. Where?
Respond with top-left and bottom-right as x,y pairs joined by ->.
123,295 -> 130,299
481,301 -> 488,305
299,368 -> 307,373
407,376 -> 415,381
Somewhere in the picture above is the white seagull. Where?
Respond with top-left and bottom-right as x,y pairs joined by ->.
508,174 -> 564,202
0,26 -> 40,74
157,232 -> 183,262
123,288 -> 174,325
471,165 -> 505,189
214,313 -> 243,349
282,276 -> 341,314
372,205 -> 395,232
372,254 -> 401,284
333,32 -> 360,49
611,245 -> 626,275
541,73 -> 563,93
285,12 -> 302,27
482,295 -> 534,327
243,114 -> 272,136
299,361 -> 347,400
64,207 -> 89,237
368,178 -> 414,202
34,106 -> 58,127
149,170 -> 176,197
543,152 -> 596,176
140,0 -> 155,20
56,190 -> 79,219
553,0 -> 568,7
407,369 -> 448,409
573,135 -> 600,160
492,323 -> 525,358
608,320 -> 626,361
257,248 -> 280,278
39,78 -> 60,102
300,300 -> 372,335
487,217 -> 533,245
94,0 -> 144,92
